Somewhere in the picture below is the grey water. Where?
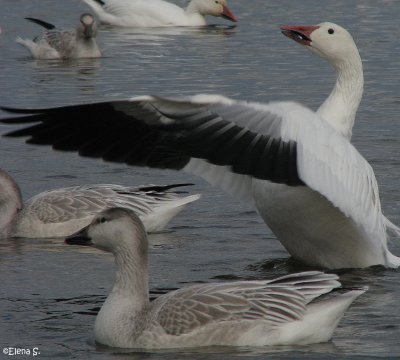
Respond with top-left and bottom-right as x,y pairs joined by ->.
0,0 -> 399,358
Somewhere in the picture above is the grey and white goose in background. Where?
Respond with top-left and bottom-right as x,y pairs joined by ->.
16,13 -> 101,59
1,22 -> 399,268
66,207 -> 365,349
81,0 -> 237,27
0,169 -> 200,238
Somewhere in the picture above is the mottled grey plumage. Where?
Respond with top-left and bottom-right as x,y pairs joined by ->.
0,169 -> 200,238
67,208 -> 365,349
16,13 -> 101,59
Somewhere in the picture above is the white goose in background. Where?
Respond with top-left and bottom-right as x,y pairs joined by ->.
16,14 -> 101,59
1,22 -> 399,268
81,0 -> 237,27
0,169 -> 200,238
66,207 -> 365,348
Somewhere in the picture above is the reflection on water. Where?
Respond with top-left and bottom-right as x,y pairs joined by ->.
1,0 -> 400,359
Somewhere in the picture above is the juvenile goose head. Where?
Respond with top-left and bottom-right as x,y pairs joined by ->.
66,207 -> 148,257
77,13 -> 98,39
281,22 -> 363,139
187,0 -> 237,22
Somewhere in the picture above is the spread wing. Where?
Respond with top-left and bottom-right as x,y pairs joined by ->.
0,94 -> 384,234
152,271 -> 340,336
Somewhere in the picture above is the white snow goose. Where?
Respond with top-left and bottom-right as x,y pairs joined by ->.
0,169 -> 200,238
81,0 -> 237,27
66,207 -> 365,348
16,13 -> 101,59
1,22 -> 399,268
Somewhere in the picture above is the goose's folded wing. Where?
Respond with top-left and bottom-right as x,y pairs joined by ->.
153,271 -> 339,335
0,94 -> 384,233
41,30 -> 75,54
25,182 -> 198,223
84,0 -> 183,26
25,186 -> 142,223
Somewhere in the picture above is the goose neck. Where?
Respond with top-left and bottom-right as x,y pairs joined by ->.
112,246 -> 150,310
317,54 -> 364,139
186,1 -> 200,15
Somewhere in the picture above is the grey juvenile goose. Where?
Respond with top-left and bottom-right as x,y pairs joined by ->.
16,13 -> 101,59
66,207 -> 365,349
0,169 -> 200,238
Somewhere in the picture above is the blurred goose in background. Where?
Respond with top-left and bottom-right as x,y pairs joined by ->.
0,169 -> 200,238
81,0 -> 237,27
2,22 -> 399,268
66,207 -> 365,349
16,13 -> 101,59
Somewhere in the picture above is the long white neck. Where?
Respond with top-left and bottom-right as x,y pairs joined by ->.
317,51 -> 363,140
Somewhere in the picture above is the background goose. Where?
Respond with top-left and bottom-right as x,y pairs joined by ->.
66,207 -> 365,348
16,13 -> 101,59
0,169 -> 200,238
81,0 -> 237,27
2,22 -> 399,268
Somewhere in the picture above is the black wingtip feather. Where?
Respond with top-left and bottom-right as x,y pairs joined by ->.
24,17 -> 56,30
1,100 -> 304,187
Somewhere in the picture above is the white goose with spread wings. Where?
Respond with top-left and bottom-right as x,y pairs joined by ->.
1,22 -> 399,268
0,169 -> 200,238
66,207 -> 365,348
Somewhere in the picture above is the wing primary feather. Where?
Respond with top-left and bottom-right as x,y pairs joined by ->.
25,17 -> 56,30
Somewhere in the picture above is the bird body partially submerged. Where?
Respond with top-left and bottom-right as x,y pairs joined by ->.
66,208 -> 365,348
16,13 -> 101,59
81,0 -> 237,27
0,169 -> 199,238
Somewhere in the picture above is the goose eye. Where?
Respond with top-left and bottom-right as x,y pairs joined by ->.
97,217 -> 107,224
328,28 -> 335,35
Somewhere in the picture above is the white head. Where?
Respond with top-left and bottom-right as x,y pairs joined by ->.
66,208 -> 148,259
281,22 -> 363,139
78,13 -> 98,39
188,0 -> 237,22
281,22 -> 360,67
